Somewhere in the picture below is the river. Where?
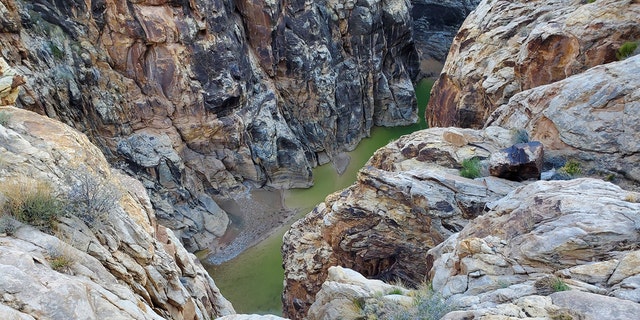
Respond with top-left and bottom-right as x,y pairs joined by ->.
203,79 -> 433,315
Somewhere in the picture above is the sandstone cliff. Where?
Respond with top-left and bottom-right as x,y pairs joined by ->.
0,0 -> 430,252
0,93 -> 233,318
428,0 -> 640,128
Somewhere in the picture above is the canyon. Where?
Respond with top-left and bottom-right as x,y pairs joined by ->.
2,0 -> 640,319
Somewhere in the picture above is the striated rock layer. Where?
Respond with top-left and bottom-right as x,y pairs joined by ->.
282,126 -> 524,319
0,0 -> 422,251
429,178 -> 640,319
428,0 -> 640,128
0,105 -> 234,319
486,54 -> 640,190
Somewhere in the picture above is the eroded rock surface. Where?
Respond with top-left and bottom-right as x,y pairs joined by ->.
281,126 -> 524,319
0,0 -> 422,251
0,106 -> 234,319
486,54 -> 640,190
428,178 -> 640,319
428,0 -> 640,128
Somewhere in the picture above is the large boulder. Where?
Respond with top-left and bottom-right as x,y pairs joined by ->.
428,178 -> 640,318
0,106 -> 234,319
428,0 -> 640,128
282,126 -> 523,319
486,54 -> 640,191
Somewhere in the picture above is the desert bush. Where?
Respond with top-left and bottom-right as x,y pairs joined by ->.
1,178 -> 65,230
0,111 -> 11,126
460,157 -> 481,179
47,244 -> 75,273
66,169 -> 120,228
535,276 -> 571,295
0,215 -> 20,235
617,41 -> 638,60
393,282 -> 453,320
559,159 -> 581,176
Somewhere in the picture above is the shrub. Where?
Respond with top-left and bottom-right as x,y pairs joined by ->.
617,41 -> 638,60
535,276 -> 571,295
0,215 -> 20,235
66,169 -> 119,228
551,278 -> 570,292
47,246 -> 75,273
394,282 -> 453,320
559,159 -> 581,176
460,157 -> 481,179
1,178 -> 65,231
0,111 -> 11,126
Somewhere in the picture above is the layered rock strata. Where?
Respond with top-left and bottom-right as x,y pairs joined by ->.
429,178 -> 640,319
428,0 -> 640,128
282,126 -> 524,319
486,54 -> 640,191
0,0 -> 422,251
0,106 -> 234,319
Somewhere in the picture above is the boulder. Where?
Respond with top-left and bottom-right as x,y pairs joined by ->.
489,142 -> 544,181
282,126 -> 524,319
428,0 -> 640,128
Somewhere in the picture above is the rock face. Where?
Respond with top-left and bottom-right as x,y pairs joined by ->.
486,54 -> 640,191
489,141 -> 544,182
281,126 -> 524,319
428,0 -> 640,128
0,106 -> 234,319
0,0 -> 421,251
411,0 -> 480,78
428,178 -> 640,319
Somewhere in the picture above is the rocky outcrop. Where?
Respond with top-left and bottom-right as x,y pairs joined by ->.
412,0 -> 480,78
428,0 -> 640,128
428,178 -> 640,319
0,106 -> 234,319
486,54 -> 640,191
281,126 -> 524,319
0,0 -> 424,251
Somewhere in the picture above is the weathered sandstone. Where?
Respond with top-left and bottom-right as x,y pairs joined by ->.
0,106 -> 234,319
428,178 -> 640,319
428,0 -> 640,128
486,53 -> 640,191
282,126 -> 524,318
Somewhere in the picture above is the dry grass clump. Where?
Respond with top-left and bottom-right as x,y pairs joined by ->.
1,178 -> 65,231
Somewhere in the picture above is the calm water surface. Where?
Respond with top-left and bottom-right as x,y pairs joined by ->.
204,79 -> 433,315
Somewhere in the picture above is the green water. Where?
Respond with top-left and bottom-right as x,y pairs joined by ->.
205,79 -> 433,315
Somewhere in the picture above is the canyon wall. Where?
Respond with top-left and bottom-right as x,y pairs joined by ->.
427,0 -> 640,128
0,0 -> 422,251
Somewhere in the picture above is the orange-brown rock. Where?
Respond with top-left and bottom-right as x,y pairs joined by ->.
428,0 -> 640,128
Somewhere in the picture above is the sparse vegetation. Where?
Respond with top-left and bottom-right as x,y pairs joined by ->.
49,42 -> 64,60
0,215 -> 20,235
66,168 -> 119,228
393,282 -> 453,320
0,111 -> 11,126
460,157 -> 482,179
551,277 -> 571,292
625,193 -> 638,203
1,178 -> 65,231
47,245 -> 75,273
559,159 -> 581,177
388,288 -> 404,295
616,41 -> 638,60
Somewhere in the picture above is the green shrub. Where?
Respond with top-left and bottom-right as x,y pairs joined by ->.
0,111 -> 11,126
47,245 -> 75,273
560,159 -> 581,176
460,157 -> 482,179
551,278 -> 571,292
49,42 -> 64,60
617,41 -> 638,60
1,178 -> 65,231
